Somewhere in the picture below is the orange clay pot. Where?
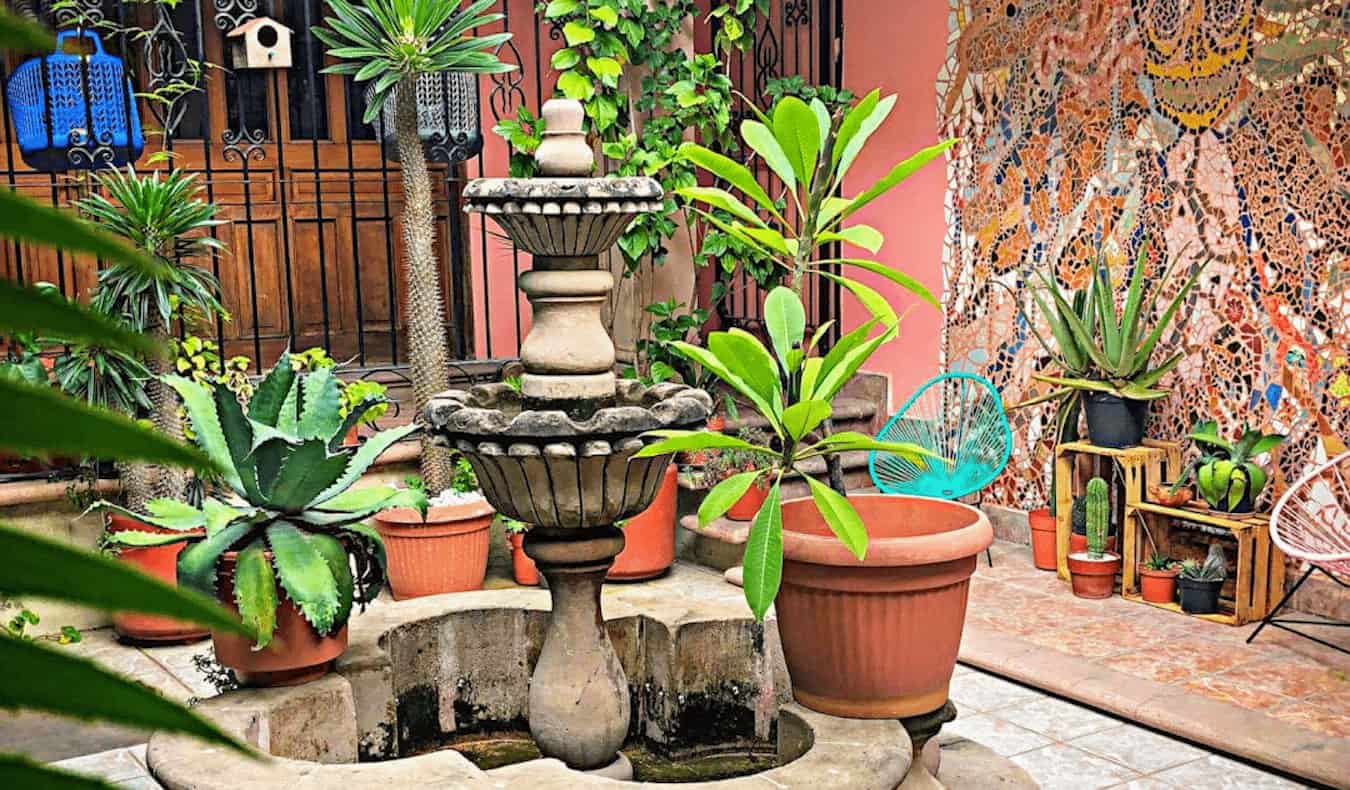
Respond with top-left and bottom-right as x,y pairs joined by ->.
1139,565 -> 1180,604
726,480 -> 769,521
374,499 -> 494,599
1070,533 -> 1117,555
509,532 -> 539,586
609,464 -> 678,581
1028,508 -> 1057,571
707,415 -> 726,433
776,494 -> 993,718
107,513 -> 208,644
212,552 -> 348,687
343,425 -> 360,447
1068,552 -> 1121,599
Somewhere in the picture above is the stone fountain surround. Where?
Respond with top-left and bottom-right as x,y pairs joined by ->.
146,570 -> 914,789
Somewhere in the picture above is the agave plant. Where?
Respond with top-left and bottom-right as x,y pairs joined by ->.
1179,555 -> 1226,582
76,167 -> 226,510
1184,420 -> 1285,512
316,0 -> 513,494
1031,242 -> 1207,401
98,352 -> 427,647
636,287 -> 933,620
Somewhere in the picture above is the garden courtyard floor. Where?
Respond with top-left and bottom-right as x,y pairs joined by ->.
15,542 -> 1349,789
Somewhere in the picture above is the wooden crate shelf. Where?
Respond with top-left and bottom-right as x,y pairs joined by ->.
1122,500 -> 1285,626
1053,440 -> 1183,580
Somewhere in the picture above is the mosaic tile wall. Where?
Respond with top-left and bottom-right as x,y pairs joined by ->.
938,0 -> 1349,510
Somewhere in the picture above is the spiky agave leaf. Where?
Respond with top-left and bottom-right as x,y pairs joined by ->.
338,522 -> 388,604
248,351 -> 296,427
309,533 -> 354,629
266,440 -> 351,513
298,367 -> 343,440
266,522 -> 340,636
233,541 -> 278,649
178,521 -> 255,597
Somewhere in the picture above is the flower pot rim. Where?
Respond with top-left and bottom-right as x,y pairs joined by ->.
106,511 -> 206,537
781,493 -> 992,567
1068,550 -> 1121,563
376,498 -> 495,525
1139,565 -> 1180,578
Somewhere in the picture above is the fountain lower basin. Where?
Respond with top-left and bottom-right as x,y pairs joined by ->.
145,566 -> 913,789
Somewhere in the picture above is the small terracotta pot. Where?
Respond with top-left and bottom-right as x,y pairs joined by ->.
107,513 -> 208,644
343,425 -> 360,447
1028,508 -> 1057,571
1148,483 -> 1192,507
213,552 -> 348,687
707,415 -> 726,433
609,464 -> 678,581
509,531 -> 539,586
374,499 -> 494,599
726,481 -> 769,521
1070,533 -> 1117,555
1067,551 -> 1121,599
1139,565 -> 1179,604
777,494 -> 993,718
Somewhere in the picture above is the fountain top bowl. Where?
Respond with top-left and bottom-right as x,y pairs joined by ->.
463,176 -> 663,215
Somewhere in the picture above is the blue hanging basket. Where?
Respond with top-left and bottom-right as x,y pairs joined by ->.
5,31 -> 144,172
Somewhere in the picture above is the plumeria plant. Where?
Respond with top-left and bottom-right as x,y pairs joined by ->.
637,287 -> 935,620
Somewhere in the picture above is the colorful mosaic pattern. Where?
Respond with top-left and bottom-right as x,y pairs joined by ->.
938,0 -> 1349,509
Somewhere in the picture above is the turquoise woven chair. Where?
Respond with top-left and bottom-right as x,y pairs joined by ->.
868,373 -> 1011,562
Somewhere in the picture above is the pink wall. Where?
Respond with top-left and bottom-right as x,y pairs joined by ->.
841,0 -> 951,409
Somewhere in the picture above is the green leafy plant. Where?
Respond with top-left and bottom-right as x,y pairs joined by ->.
493,105 -> 545,178
1179,555 -> 1226,582
1182,421 -> 1285,511
340,379 -> 390,426
1029,242 -> 1207,403
451,456 -> 479,495
624,299 -> 710,386
636,286 -> 934,619
1144,550 -> 1176,572
1084,477 -> 1109,559
764,75 -> 856,116
502,516 -> 529,534
98,352 -> 428,649
317,0 -> 514,495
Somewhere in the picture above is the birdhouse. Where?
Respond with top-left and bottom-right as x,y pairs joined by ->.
226,17 -> 293,69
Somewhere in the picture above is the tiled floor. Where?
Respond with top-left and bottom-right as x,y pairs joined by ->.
965,542 -> 1350,740
947,665 -> 1306,790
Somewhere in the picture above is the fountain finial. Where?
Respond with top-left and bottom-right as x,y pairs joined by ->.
535,98 -> 594,177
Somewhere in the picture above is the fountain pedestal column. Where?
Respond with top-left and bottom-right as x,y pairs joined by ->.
524,526 -> 629,770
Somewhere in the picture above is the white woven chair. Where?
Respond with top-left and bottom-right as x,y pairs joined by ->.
1247,452 -> 1350,653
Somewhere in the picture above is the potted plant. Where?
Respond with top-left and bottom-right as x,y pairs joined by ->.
97,352 -> 425,685
373,459 -> 495,599
503,517 -> 538,587
1139,550 -> 1180,604
1068,493 -> 1117,554
701,426 -> 775,522
1181,421 -> 1285,513
1067,477 -> 1120,598
1148,479 -> 1193,507
639,91 -> 981,718
1030,242 -> 1208,448
1178,553 -> 1227,614
609,458 -> 679,581
339,379 -> 389,447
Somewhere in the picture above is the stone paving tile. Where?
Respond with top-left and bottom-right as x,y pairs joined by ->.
1151,754 -> 1309,789
66,631 -> 194,701
1068,724 -> 1209,774
947,670 -> 1043,713
942,712 -> 1052,757
1265,699 -> 1350,738
137,641 -> 223,700
51,745 -> 147,783
997,695 -> 1123,741
1106,780 -> 1178,790
1102,638 -> 1268,684
1009,743 -> 1140,790
116,778 -> 164,789
1177,674 -> 1298,712
1210,656 -> 1349,699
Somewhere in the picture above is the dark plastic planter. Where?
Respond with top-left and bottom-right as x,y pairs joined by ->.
1177,577 -> 1223,614
1083,392 -> 1148,448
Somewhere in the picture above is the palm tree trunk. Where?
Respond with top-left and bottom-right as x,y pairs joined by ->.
394,76 -> 455,493
122,324 -> 186,512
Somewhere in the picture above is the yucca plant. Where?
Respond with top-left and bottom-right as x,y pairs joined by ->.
1184,420 -> 1285,512
98,352 -> 427,647
76,167 -> 226,510
315,0 -> 514,495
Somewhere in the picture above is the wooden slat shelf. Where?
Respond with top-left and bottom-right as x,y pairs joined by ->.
1120,591 -> 1242,626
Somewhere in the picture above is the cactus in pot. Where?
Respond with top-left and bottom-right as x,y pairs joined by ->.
1068,476 -> 1121,598
1085,477 -> 1109,559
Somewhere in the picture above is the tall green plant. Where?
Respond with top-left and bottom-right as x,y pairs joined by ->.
316,0 -> 514,494
0,13 -> 262,786
1084,477 -> 1108,559
636,286 -> 934,620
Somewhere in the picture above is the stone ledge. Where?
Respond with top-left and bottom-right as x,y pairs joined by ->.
959,622 -> 1350,789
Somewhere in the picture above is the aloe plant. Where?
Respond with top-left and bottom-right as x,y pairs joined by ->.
1031,242 -> 1207,402
99,352 -> 428,648
1179,555 -> 1226,582
1184,420 -> 1285,512
637,286 -> 934,620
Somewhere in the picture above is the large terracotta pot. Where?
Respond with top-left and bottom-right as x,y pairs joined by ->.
1139,565 -> 1179,604
726,480 -> 769,521
1028,508 -> 1056,571
213,552 -> 348,687
374,499 -> 494,599
107,513 -> 208,644
1067,552 -> 1121,599
777,494 -> 993,718
509,532 -> 539,586
609,464 -> 677,581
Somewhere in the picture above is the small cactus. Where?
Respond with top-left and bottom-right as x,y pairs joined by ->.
1085,477 -> 1109,558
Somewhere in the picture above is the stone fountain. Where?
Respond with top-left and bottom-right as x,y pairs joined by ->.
423,98 -> 711,777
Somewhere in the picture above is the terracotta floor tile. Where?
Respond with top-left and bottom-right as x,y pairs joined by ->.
1101,651 -> 1199,684
1178,675 -> 1296,712
1265,700 -> 1350,738
1210,657 -> 1349,699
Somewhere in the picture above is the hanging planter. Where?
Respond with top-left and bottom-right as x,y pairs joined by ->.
5,31 -> 144,172
366,71 -> 482,164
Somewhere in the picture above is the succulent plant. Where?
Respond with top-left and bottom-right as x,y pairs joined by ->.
1144,550 -> 1175,572
1185,420 -> 1285,512
1071,494 -> 1087,532
1179,555 -> 1226,582
97,352 -> 427,648
1084,477 -> 1109,558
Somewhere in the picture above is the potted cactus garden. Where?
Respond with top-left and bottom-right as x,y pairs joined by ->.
97,352 -> 425,685
1067,477 -> 1120,598
1178,554 -> 1228,614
